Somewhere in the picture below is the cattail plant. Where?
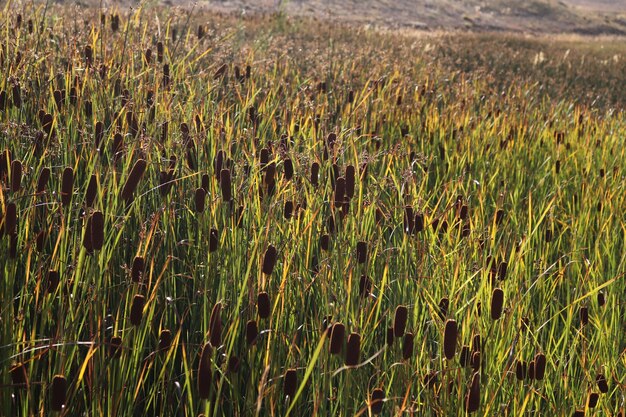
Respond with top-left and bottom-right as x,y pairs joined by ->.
121,159 -> 147,202
588,392 -> 599,408
471,351 -> 481,371
597,291 -> 605,307
580,306 -> 589,326
404,206 -> 415,234
10,160 -> 22,193
130,295 -> 145,326
10,363 -> 28,388
220,169 -> 232,202
47,270 -> 60,293
346,333 -> 361,366
438,297 -> 449,320
257,292 -> 271,319
109,336 -> 122,359
460,345 -> 471,367
359,275 -> 371,298
195,188 -> 206,213
356,241 -> 367,264
209,229 -> 219,252
329,323 -> 345,354
534,353 -> 546,380
310,162 -> 319,186
443,319 -> 458,360
516,360 -> 527,380
50,374 -> 67,411
284,158 -> 294,180
12,83 -> 21,108
594,373 -> 609,393
91,211 -> 104,250
35,230 -> 46,252
370,388 -> 384,415
402,332 -> 414,360
284,201 -> 293,220
156,41 -> 163,63
320,234 -> 330,251
158,329 -> 172,351
246,320 -> 258,345
393,305 -> 408,337
5,202 -> 17,236
132,256 -> 145,283
197,342 -> 212,399
465,372 -> 480,413
262,245 -> 277,275
526,359 -> 536,380
61,167 -> 74,206
209,302 -> 222,347
82,216 -> 94,253
491,288 -> 504,320
283,369 -> 297,398
85,174 -> 97,207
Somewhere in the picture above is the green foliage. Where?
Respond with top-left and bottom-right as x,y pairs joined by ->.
0,4 -> 624,417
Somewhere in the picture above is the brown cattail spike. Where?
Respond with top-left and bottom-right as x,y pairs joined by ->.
47,270 -> 60,293
91,211 -> 104,250
219,169 -> 232,202
61,167 -> 74,206
516,360 -> 526,380
195,188 -> 206,213
209,228 -> 219,252
10,363 -> 28,387
580,306 -> 589,326
370,388 -> 384,415
465,372 -> 480,413
588,392 -> 599,408
283,369 -> 297,398
109,336 -> 122,358
329,323 -> 345,355
50,375 -> 67,411
534,353 -> 546,380
393,305 -> 408,338
131,256 -> 145,283
386,327 -> 394,347
527,360 -> 535,380
402,332 -> 414,360
246,320 -> 258,345
443,319 -> 458,360
5,202 -> 17,235
85,174 -> 97,206
37,167 -> 51,193
597,291 -> 605,307
346,333 -> 361,366
10,160 -> 22,193
356,241 -> 367,264
262,245 -> 277,275
596,374 -> 608,393
130,294 -> 145,326
257,292 -> 271,319
310,162 -> 319,186
158,329 -> 172,351
490,288 -> 504,320
121,159 -> 147,202
209,303 -> 222,348
197,342 -> 212,399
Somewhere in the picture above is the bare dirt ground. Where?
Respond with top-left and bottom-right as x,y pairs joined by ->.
52,0 -> 626,35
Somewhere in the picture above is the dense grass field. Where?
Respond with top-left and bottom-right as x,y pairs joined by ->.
1,3 -> 625,416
